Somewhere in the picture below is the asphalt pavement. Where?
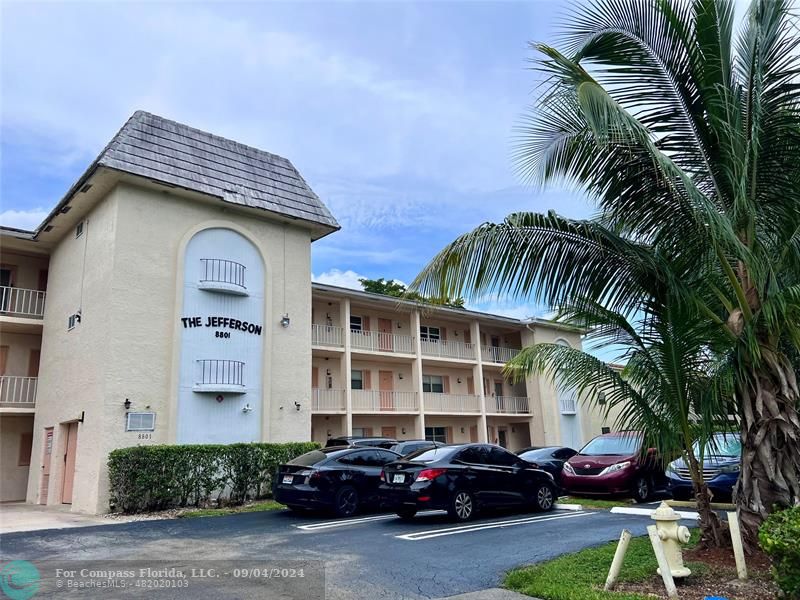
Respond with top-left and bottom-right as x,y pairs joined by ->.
0,506 -> 681,599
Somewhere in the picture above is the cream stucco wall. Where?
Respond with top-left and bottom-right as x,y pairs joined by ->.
27,182 -> 315,513
26,192 -> 118,513
1,415 -> 34,501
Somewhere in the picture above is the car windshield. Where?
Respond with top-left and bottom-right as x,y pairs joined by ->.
519,448 -> 555,461
579,435 -> 641,456
405,446 -> 457,463
287,448 -> 346,466
696,434 -> 741,457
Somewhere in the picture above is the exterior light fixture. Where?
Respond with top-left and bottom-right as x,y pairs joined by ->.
242,404 -> 253,413
457,378 -> 462,384
401,428 -> 406,435
124,398 -> 131,410
294,401 -> 301,411
398,373 -> 404,379
281,314 -> 290,328
326,369 -> 331,376
598,392 -> 607,405
461,427 -> 465,434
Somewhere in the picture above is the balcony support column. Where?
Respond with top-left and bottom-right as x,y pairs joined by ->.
412,309 -> 425,439
471,319 -> 488,443
342,298 -> 353,436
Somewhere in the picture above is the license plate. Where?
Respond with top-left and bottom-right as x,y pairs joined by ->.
392,474 -> 405,484
282,475 -> 294,484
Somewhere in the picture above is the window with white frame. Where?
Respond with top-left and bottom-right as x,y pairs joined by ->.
422,375 -> 444,393
350,315 -> 363,332
126,412 -> 156,432
425,426 -> 447,443
420,326 -> 440,341
351,370 -> 364,390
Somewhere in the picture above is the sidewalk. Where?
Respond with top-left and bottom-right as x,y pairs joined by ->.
439,590 -> 538,600
0,502 -> 139,534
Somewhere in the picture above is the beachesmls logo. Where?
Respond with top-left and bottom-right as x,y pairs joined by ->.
0,561 -> 40,600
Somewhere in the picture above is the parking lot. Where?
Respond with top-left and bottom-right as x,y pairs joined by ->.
0,504 -> 685,599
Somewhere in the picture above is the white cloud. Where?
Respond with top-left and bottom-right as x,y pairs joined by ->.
312,269 -> 366,290
0,208 -> 47,231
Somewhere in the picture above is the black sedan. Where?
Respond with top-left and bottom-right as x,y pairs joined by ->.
517,446 -> 577,485
380,443 -> 557,522
274,446 -> 400,517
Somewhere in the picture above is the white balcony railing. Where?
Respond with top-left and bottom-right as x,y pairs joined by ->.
486,396 -> 531,414
350,330 -> 414,354
559,397 -> 578,414
420,339 -> 476,360
0,286 -> 46,319
424,392 -> 481,413
312,324 -> 344,347
312,388 -> 346,412
352,390 -> 418,412
481,345 -> 521,363
0,376 -> 38,406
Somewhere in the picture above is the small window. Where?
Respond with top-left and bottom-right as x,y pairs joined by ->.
75,221 -> 84,238
598,392 -> 607,406
601,426 -> 611,434
67,313 -> 80,330
350,316 -> 363,332
351,427 -> 367,437
425,426 -> 447,444
422,375 -> 444,393
351,370 -> 363,390
420,326 -> 440,341
126,412 -> 156,432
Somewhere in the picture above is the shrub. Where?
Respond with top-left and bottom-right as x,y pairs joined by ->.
759,505 -> 800,598
108,442 -> 319,513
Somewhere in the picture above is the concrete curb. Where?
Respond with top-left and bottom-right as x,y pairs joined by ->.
554,503 -> 583,511
610,506 -> 699,520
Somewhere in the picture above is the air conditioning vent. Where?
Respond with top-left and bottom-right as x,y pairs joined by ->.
126,412 -> 156,432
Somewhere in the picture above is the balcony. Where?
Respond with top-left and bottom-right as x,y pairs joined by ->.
486,396 -> 531,414
350,330 -> 414,354
0,376 -> 37,408
424,392 -> 481,414
198,258 -> 248,295
312,388 -> 346,413
352,390 -> 418,412
420,339 -> 476,361
0,286 -> 46,319
312,324 -> 344,348
193,359 -> 246,393
481,345 -> 521,364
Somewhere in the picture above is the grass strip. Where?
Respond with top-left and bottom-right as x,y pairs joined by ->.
179,501 -> 285,519
505,530 -> 704,600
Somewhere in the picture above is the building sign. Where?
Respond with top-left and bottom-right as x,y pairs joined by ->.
181,316 -> 263,336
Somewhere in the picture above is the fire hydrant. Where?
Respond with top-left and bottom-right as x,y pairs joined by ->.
651,501 -> 692,578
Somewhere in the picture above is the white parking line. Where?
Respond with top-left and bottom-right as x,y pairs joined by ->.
295,510 -> 446,531
396,511 -> 592,541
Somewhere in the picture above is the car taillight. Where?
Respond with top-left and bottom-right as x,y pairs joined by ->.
380,470 -> 386,482
299,469 -> 321,485
416,468 -> 446,482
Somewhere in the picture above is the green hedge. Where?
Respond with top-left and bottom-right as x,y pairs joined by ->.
759,505 -> 800,598
108,442 -> 319,513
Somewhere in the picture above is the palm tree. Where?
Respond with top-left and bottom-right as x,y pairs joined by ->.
508,279 -> 737,546
412,0 -> 800,548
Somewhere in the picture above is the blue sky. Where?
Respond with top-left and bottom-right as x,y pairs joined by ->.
1,1 -> 750,321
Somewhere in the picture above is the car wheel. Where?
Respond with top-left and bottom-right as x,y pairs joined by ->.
447,490 -> 475,522
334,486 -> 359,517
395,507 -> 417,520
533,482 -> 555,512
633,476 -> 651,503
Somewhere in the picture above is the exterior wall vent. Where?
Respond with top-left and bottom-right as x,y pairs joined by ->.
126,412 -> 156,432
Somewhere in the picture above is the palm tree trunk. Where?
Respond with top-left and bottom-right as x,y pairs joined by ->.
735,353 -> 800,552
686,452 -> 728,548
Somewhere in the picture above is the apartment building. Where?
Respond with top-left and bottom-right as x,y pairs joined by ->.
0,111 -> 615,514
309,283 -> 608,451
